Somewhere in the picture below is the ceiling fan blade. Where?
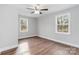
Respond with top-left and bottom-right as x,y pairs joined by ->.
26,7 -> 34,10
40,9 -> 48,11
31,11 -> 34,14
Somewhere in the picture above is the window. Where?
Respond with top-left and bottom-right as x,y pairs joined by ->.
19,16 -> 28,32
56,13 -> 70,34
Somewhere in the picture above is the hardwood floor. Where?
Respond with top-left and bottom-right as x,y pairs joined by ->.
1,36 -> 79,55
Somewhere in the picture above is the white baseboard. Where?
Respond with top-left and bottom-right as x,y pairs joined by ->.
18,35 -> 37,39
38,35 -> 79,48
0,45 -> 18,52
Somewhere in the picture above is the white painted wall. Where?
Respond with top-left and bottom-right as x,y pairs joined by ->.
18,15 -> 37,39
38,5 -> 79,48
0,5 -> 18,52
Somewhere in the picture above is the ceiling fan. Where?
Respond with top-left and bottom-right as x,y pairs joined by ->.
26,4 -> 48,14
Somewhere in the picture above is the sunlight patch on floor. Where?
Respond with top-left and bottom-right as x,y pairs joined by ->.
15,42 -> 30,55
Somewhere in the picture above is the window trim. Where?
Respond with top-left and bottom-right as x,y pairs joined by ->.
55,13 -> 71,34
19,15 -> 28,33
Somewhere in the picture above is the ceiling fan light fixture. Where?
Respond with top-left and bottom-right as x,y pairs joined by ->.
34,10 -> 40,14
27,4 -> 48,14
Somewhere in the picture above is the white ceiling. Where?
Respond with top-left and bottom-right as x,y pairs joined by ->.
11,4 -> 77,18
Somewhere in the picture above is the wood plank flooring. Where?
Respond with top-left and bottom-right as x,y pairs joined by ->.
1,36 -> 79,55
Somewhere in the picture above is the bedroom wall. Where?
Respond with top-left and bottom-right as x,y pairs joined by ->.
0,5 -> 18,52
38,5 -> 79,48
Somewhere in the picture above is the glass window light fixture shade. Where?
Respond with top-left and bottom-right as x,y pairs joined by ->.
34,10 -> 40,14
